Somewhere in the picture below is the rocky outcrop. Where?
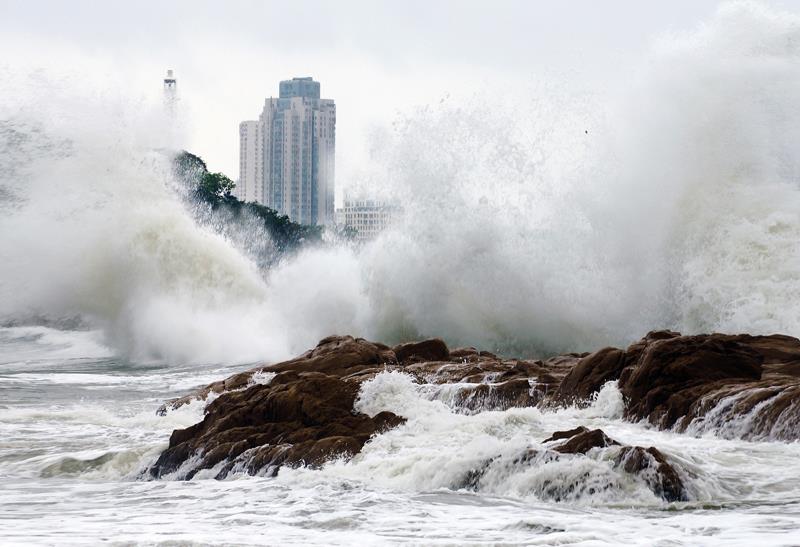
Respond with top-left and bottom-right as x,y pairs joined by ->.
617,332 -> 800,439
544,330 -> 800,441
149,336 -> 403,478
151,330 -> 800,482
544,427 -> 687,502
161,336 -> 576,416
151,371 -> 404,479
615,446 -> 686,502
150,335 -> 566,479
554,347 -> 626,404
619,334 -> 763,427
459,427 -> 687,502
149,336 -> 406,479
550,427 -> 619,454
393,338 -> 449,364
158,336 -> 399,414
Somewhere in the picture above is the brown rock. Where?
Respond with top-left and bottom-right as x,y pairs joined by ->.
449,347 -> 480,359
611,332 -> 800,440
159,335 -> 399,413
403,358 -> 544,384
551,428 -> 620,454
448,378 -> 540,412
542,426 -> 589,443
152,329 -> 800,484
616,446 -> 687,502
620,334 -> 763,427
542,427 -> 687,502
393,338 -> 450,364
148,338 -> 407,479
554,347 -> 626,404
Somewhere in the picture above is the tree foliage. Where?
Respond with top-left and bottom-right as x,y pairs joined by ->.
199,172 -> 235,200
172,150 -> 323,254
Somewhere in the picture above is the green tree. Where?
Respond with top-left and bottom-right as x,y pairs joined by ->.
198,171 -> 235,201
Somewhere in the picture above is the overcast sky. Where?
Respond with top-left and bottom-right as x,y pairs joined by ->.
3,0 -> 800,184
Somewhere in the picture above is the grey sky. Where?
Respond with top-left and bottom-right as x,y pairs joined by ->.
2,0 -> 799,182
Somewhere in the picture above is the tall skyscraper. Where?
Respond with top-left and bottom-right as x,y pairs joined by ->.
237,77 -> 335,225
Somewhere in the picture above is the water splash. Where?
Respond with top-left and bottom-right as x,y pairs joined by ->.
3,2 -> 800,364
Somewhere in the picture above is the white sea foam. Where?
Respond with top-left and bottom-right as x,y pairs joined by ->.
327,371 -> 800,510
248,370 -> 277,387
2,330 -> 800,544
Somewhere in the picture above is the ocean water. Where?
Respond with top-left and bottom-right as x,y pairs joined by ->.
1,327 -> 800,545
3,2 -> 800,544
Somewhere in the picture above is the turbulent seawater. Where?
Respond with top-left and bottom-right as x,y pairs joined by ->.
2,327 -> 800,545
3,2 -> 800,545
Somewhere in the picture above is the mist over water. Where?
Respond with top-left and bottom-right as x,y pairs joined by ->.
2,2 -> 800,364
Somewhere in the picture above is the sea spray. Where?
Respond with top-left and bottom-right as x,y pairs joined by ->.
350,1 -> 800,353
2,3 -> 800,363
0,75 -> 293,363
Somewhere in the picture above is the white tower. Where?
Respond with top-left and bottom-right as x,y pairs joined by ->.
163,69 -> 177,116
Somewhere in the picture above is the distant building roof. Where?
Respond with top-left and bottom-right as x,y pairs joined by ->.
279,77 -> 321,99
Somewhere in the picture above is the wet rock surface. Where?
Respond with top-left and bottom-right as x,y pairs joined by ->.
619,334 -> 763,427
547,330 -> 800,440
150,337 -> 405,479
150,335 -> 576,479
618,332 -> 800,439
459,427 -> 687,502
152,383 -> 402,480
546,427 -> 688,502
550,428 -> 619,455
152,330 -> 800,481
615,446 -> 687,502
392,338 -> 450,364
554,347 -> 626,404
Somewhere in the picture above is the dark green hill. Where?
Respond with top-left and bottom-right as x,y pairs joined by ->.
173,151 -> 323,255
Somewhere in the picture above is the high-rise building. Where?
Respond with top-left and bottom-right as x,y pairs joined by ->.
237,77 -> 335,225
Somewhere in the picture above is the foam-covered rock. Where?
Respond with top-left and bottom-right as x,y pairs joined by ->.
150,369 -> 404,479
545,427 -> 687,502
151,331 -> 800,482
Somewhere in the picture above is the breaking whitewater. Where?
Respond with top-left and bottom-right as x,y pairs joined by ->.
3,3 -> 800,545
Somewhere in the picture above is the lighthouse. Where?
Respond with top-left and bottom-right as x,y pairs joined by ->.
163,69 -> 177,116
